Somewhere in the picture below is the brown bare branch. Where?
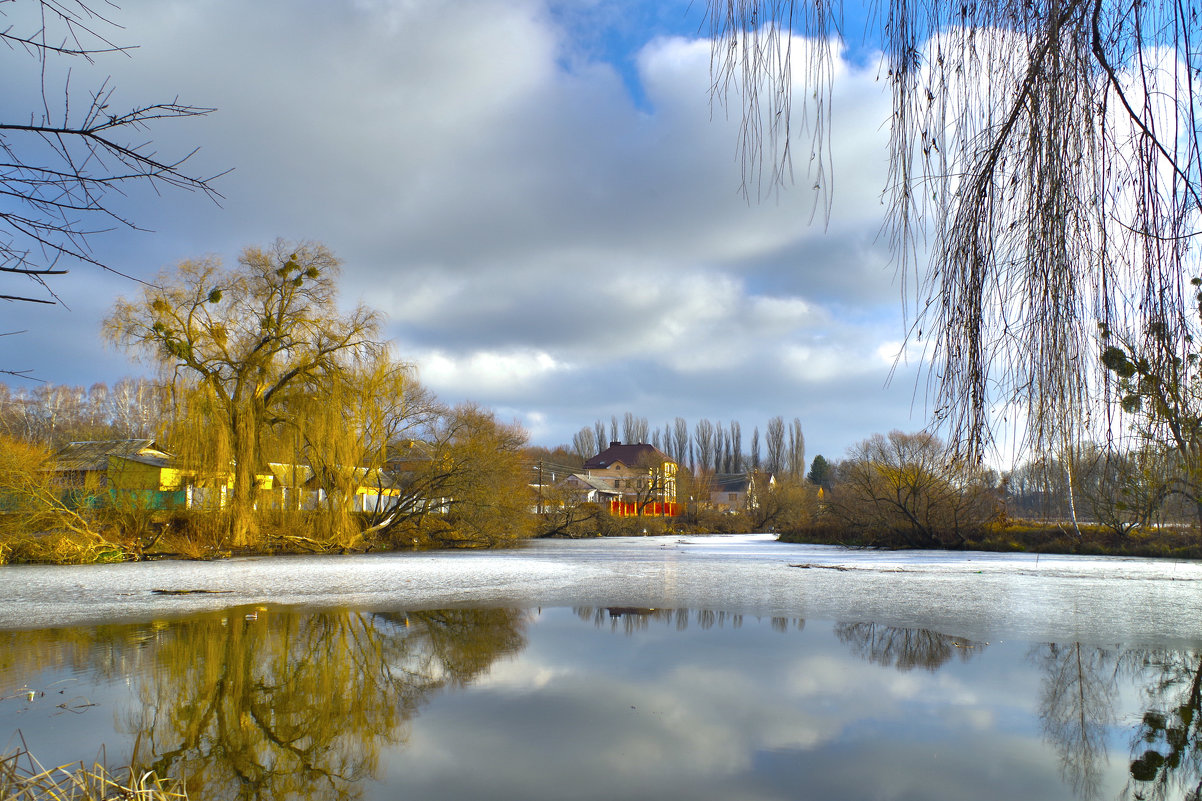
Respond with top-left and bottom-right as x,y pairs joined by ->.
2,1 -> 221,306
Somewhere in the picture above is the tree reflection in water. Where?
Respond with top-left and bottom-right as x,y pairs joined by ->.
1031,643 -> 1121,801
133,608 -> 528,801
1025,644 -> 1202,801
2,608 -> 528,801
573,607 -> 806,634
833,622 -> 986,671
828,625 -> 1125,801
1124,650 -> 1202,801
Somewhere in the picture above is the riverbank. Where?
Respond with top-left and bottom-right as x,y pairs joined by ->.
5,511 -> 1202,565
776,520 -> 1202,560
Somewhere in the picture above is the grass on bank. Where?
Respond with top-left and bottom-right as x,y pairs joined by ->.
5,503 -> 1202,563
777,520 -> 1202,560
550,504 -> 1202,561
0,745 -> 184,801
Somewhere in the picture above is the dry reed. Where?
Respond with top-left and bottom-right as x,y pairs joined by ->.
0,744 -> 185,801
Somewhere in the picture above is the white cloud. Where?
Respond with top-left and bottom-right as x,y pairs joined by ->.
876,338 -> 931,368
418,349 -> 569,397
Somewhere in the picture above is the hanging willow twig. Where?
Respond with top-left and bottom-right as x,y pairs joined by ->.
707,0 -> 1202,462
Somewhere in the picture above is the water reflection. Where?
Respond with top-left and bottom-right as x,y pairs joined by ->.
1032,643 -> 1121,800
834,622 -> 987,671
2,608 -> 528,801
3,608 -> 1202,800
1125,650 -> 1202,801
572,607 -> 803,633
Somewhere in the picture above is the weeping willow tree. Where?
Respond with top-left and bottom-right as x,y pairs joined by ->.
277,351 -> 435,551
105,241 -> 382,549
108,608 -> 529,800
708,1 -> 1202,460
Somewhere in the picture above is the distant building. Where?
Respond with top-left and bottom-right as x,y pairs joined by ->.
47,440 -> 409,513
46,439 -> 191,511
708,471 -> 774,511
556,473 -> 621,506
581,441 -> 677,516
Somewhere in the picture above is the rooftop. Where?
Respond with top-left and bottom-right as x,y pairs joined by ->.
582,441 -> 674,471
52,439 -> 172,472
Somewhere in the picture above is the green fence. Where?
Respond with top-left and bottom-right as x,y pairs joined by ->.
0,489 -> 188,513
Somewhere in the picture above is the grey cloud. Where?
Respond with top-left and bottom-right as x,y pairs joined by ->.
4,0 -> 928,454
459,348 -> 928,460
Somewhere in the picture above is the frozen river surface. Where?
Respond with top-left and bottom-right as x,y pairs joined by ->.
3,533 -> 1200,645
5,534 -> 1202,801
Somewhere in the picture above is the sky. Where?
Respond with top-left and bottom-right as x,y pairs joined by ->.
0,0 -> 931,464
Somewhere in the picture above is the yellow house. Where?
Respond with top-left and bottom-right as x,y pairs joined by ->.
52,440 -> 184,491
581,441 -> 678,508
258,462 -> 403,511
51,441 -> 401,511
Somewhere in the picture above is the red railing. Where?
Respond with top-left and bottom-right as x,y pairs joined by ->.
608,500 -> 679,517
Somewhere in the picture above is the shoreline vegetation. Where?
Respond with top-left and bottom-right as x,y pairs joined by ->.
4,410 -> 1202,565
2,510 -> 1200,565
552,517 -> 1202,561
775,521 -> 1202,561
4,411 -> 1202,564
0,745 -> 183,801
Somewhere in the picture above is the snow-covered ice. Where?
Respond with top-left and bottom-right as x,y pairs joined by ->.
1,533 -> 1198,644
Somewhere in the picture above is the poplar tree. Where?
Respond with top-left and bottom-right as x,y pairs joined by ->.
572,427 -> 598,461
765,416 -> 785,475
672,418 -> 690,466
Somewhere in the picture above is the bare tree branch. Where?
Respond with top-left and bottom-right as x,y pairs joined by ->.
1,0 -> 222,305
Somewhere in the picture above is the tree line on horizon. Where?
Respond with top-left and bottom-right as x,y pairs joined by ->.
566,413 -> 808,480
12,369 -> 1202,558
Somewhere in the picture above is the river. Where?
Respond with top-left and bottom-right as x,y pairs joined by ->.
2,533 -> 1201,800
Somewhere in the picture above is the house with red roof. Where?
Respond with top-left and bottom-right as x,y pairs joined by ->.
581,441 -> 678,517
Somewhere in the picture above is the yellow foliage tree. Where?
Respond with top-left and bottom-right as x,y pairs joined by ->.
377,404 -> 534,547
279,352 -> 437,551
105,241 -> 382,549
0,434 -> 108,562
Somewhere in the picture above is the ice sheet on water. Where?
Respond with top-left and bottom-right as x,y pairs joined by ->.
1,533 -> 1199,645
